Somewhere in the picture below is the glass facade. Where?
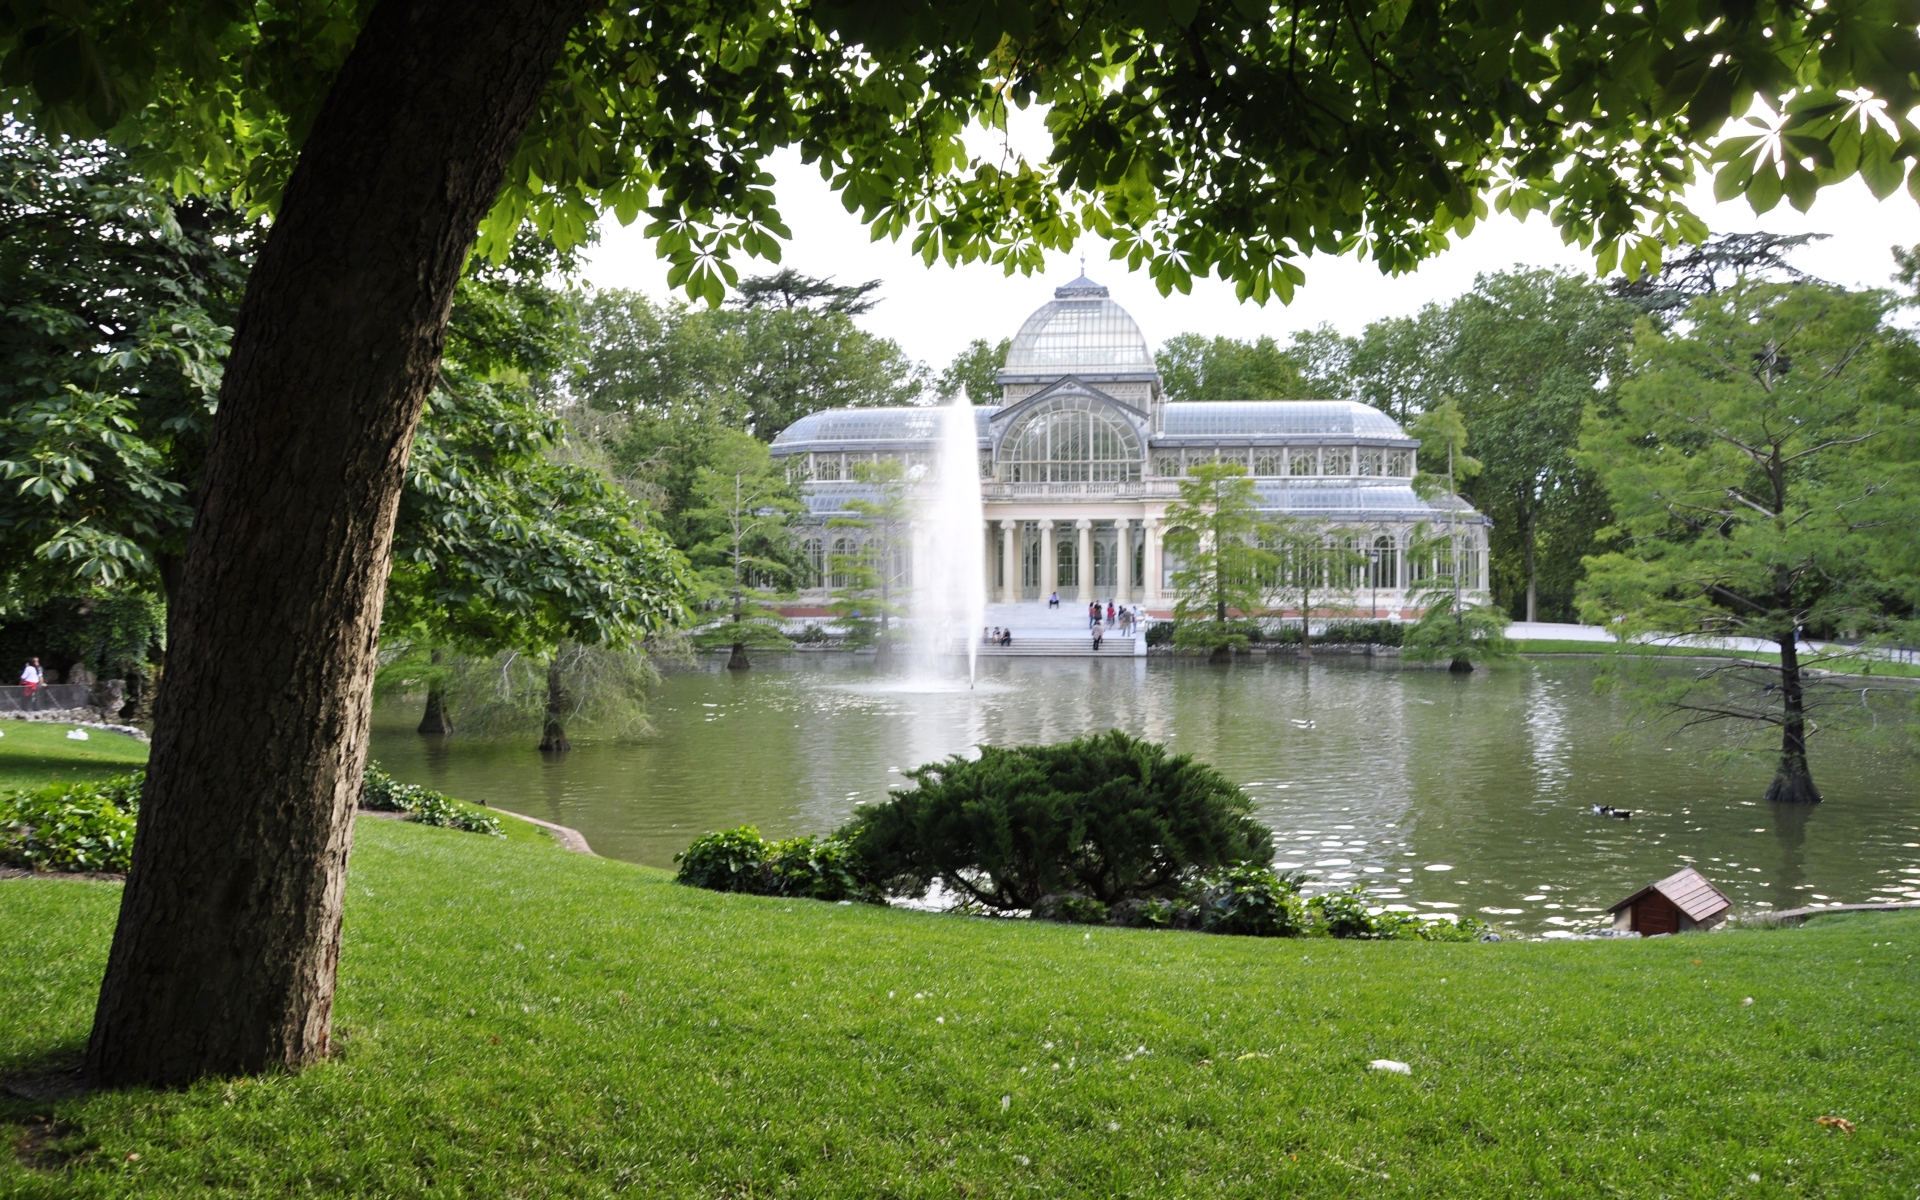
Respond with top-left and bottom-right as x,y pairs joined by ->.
999,396 -> 1143,483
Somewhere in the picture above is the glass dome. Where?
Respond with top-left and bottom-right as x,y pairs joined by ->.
1003,273 -> 1154,374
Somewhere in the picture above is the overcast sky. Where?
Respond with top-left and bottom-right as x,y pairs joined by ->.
583,113 -> 1920,374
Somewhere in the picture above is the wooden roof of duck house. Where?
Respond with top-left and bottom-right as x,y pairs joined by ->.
1608,867 -> 1731,935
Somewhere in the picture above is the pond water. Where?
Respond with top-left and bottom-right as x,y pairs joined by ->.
370,654 -> 1920,935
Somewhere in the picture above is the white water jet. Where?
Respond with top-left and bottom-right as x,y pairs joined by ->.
907,388 -> 987,685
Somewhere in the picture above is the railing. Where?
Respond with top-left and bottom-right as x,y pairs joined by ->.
0,684 -> 100,713
981,480 -> 1182,500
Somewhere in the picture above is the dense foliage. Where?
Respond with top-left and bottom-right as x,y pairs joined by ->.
840,730 -> 1274,910
1158,334 -> 1309,402
674,826 -> 878,903
360,762 -> 503,837
13,1 -> 1914,307
0,124 -> 248,597
0,770 -> 142,872
574,285 -> 923,560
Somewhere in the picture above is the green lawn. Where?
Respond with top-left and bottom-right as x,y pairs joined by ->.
0,723 -> 149,794
1510,640 -> 1920,678
1,817 -> 1914,1197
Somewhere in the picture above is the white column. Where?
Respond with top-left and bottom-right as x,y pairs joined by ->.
1039,519 -> 1057,600
1076,519 -> 1094,603
983,521 -> 996,605
1142,517 -> 1161,605
999,519 -> 1019,602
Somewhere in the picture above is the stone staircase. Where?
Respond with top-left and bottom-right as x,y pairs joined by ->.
962,600 -> 1148,657
957,635 -> 1136,657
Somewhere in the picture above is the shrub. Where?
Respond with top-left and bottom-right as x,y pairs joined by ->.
1058,895 -> 1111,924
1316,620 -> 1406,646
676,826 -> 878,902
360,761 -> 503,836
840,730 -> 1274,912
1193,862 -> 1308,937
0,772 -> 143,873
1309,887 -> 1413,939
676,826 -> 770,891
1304,887 -> 1488,940
765,834 -> 878,903
1144,620 -> 1176,646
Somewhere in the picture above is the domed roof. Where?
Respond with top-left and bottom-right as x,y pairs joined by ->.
1002,272 -> 1154,375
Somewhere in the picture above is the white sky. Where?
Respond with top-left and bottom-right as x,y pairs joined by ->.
583,111 -> 1920,372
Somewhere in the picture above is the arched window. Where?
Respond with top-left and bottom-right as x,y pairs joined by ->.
1371,535 -> 1398,590
829,537 -> 857,589
1160,529 -> 1189,592
802,537 -> 825,587
998,397 -> 1142,483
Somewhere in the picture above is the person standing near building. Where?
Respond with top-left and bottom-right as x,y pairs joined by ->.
1087,600 -> 1099,629
19,657 -> 42,701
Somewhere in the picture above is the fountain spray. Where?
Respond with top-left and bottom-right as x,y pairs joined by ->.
911,387 -> 987,686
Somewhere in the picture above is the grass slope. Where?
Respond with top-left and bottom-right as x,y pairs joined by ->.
1,818 -> 1914,1198
0,724 -> 147,794
1509,640 -> 1920,678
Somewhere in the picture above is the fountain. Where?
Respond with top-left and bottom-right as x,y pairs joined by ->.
906,388 -> 987,685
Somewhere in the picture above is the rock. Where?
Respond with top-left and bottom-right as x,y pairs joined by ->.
1368,1059 -> 1412,1075
91,678 -> 126,718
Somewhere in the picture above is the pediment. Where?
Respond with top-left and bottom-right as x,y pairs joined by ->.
987,376 -> 1149,433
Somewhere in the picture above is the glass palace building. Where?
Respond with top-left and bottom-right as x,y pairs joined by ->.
769,272 -> 1490,614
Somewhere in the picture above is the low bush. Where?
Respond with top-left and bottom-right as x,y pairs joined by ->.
1308,886 -> 1487,941
1315,620 -> 1407,646
676,826 -> 878,903
840,730 -> 1273,912
1143,620 -> 1175,647
361,761 -> 503,836
0,771 -> 143,873
1193,862 -> 1309,937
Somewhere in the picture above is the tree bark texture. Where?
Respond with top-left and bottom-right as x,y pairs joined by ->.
727,642 -> 751,671
1764,633 -> 1823,804
540,656 -> 572,753
86,0 -> 592,1088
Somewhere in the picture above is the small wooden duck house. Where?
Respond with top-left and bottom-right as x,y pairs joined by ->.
1608,867 -> 1730,936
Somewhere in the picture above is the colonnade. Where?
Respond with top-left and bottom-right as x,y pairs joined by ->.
985,516 -> 1164,605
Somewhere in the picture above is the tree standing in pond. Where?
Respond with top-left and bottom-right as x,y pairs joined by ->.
1163,462 -> 1278,664
828,458 -> 912,653
1576,281 -> 1918,805
1405,399 -> 1513,671
685,431 -> 805,670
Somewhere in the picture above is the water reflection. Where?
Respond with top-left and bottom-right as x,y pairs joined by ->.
369,655 -> 1920,934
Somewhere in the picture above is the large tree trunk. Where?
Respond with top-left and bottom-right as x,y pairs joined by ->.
84,0 -> 591,1089
1764,633 -> 1822,804
540,655 -> 573,753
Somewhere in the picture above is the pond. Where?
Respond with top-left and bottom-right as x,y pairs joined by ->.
370,654 -> 1920,935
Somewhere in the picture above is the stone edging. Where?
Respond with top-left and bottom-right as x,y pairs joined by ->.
488,807 -> 596,856
1740,900 -> 1920,926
